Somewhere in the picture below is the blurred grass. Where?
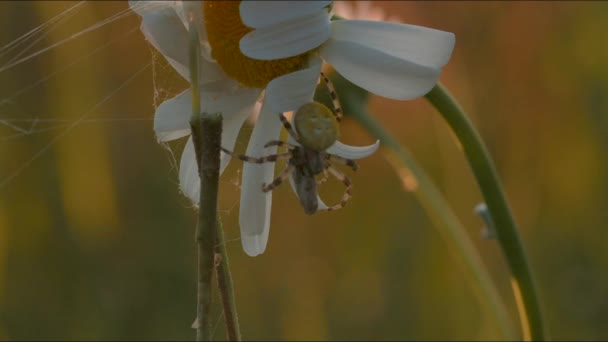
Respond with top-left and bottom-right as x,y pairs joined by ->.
0,1 -> 607,340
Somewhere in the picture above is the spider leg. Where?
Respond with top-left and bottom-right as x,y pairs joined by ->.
320,71 -> 343,122
324,165 -> 353,211
221,147 -> 292,164
279,113 -> 300,141
263,140 -> 297,150
262,164 -> 295,192
327,154 -> 359,171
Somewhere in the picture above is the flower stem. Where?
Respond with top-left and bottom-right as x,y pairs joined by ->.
344,97 -> 515,340
424,83 -> 544,341
189,23 -> 221,342
191,110 -> 222,342
215,217 -> 241,341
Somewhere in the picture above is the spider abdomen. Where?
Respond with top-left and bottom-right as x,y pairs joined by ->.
294,102 -> 339,152
292,167 -> 318,215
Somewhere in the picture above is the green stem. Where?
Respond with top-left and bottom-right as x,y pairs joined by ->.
189,23 -> 221,342
425,83 -> 544,341
345,98 -> 515,340
215,217 -> 241,341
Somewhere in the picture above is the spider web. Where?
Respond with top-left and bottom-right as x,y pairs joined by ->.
0,1 -> 242,338
0,2 -> 154,185
0,1 -> 242,212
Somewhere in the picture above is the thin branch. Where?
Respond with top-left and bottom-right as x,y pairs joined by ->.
215,218 -> 241,341
189,22 -> 222,342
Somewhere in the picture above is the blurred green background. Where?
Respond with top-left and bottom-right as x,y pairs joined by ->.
0,1 -> 607,340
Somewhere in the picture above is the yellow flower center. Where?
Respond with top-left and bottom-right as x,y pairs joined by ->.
204,1 -> 310,88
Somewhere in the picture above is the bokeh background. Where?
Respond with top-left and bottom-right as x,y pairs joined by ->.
1,1 -> 607,340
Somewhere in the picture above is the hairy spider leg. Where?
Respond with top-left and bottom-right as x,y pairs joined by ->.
221,147 -> 292,164
324,165 -> 353,211
263,140 -> 297,150
320,71 -> 343,122
327,154 -> 359,171
317,167 -> 329,185
279,113 -> 300,141
262,164 -> 296,193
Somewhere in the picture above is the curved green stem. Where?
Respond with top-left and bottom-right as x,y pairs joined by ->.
425,83 -> 544,341
345,98 -> 515,340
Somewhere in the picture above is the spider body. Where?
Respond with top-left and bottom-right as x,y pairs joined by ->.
222,72 -> 358,215
288,141 -> 328,215
294,102 -> 339,152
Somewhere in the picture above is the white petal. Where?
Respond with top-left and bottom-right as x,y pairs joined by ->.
264,56 -> 322,113
326,140 -> 380,160
140,7 -> 189,70
136,3 -> 226,84
320,38 -> 441,100
129,0 -> 176,16
173,1 -> 202,30
240,11 -> 330,60
330,20 -> 455,69
191,54 -> 228,87
219,97 -> 261,173
154,89 -> 261,142
240,1 -> 331,29
164,54 -> 227,87
201,89 -> 262,117
174,1 -> 214,64
179,98 -> 260,204
154,90 -> 192,142
239,100 -> 283,256
179,136 -> 199,203
240,227 -> 270,258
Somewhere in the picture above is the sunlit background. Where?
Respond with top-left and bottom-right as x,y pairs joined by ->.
1,1 -> 607,340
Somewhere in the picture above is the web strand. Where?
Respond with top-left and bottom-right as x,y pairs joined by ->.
0,1 -> 85,60
0,62 -> 151,189
0,25 -> 139,108
0,4 -> 136,74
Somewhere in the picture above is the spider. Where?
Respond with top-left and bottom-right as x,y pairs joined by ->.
222,72 -> 358,215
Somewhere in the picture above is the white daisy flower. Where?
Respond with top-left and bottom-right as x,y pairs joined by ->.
130,0 -> 378,256
130,0 -> 454,256
239,1 -> 454,100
